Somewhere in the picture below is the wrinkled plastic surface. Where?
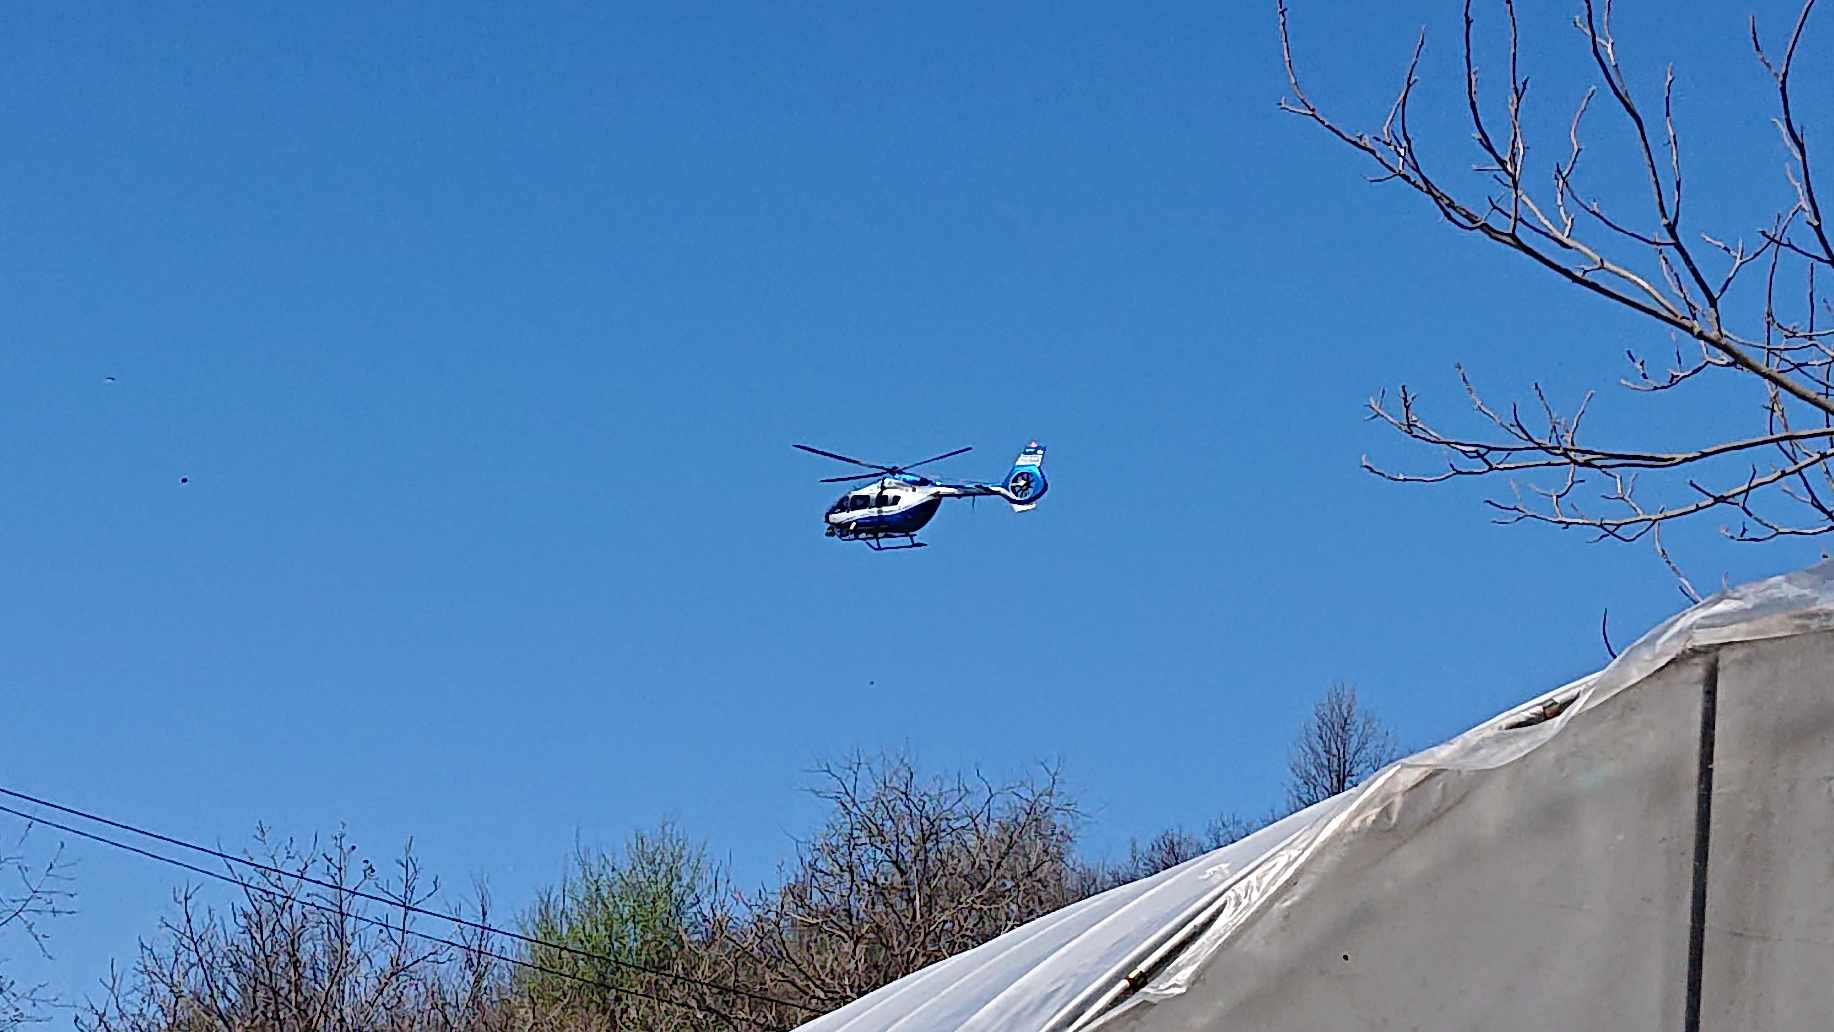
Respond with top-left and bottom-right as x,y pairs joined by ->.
795,561 -> 1834,1032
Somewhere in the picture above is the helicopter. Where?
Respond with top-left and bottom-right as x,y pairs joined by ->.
795,441 -> 1048,550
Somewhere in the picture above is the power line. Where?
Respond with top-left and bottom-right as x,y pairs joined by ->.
0,787 -> 816,1024
0,784 -> 810,1014
0,802 -> 775,1031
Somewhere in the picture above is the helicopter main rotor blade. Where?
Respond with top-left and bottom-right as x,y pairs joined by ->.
895,445 -> 972,472
794,443 -> 898,472
820,472 -> 885,484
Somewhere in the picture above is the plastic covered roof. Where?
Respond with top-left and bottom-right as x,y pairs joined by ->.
794,562 -> 1834,1031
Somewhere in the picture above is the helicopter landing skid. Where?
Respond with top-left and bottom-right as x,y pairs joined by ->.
859,534 -> 926,551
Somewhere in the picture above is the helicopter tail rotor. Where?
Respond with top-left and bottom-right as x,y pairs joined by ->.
999,442 -> 1048,512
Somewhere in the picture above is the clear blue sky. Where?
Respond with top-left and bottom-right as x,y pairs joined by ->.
4,0 -> 1827,1011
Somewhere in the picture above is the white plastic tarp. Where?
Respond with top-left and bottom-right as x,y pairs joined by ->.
797,561 -> 1834,1031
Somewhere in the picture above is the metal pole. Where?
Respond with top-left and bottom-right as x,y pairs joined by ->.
1683,652 -> 1720,1032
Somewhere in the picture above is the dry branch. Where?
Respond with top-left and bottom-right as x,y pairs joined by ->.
1279,0 -> 1832,594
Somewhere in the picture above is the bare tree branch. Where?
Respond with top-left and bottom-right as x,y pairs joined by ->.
1286,681 -> 1402,812
0,822 -> 76,1031
1280,0 -> 1832,589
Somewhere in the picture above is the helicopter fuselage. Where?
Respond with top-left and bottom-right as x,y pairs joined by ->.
824,478 -> 953,542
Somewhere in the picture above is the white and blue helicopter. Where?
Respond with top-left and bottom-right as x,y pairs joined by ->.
795,441 -> 1049,550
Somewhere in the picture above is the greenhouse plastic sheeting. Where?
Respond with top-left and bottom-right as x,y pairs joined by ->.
795,561 -> 1834,1031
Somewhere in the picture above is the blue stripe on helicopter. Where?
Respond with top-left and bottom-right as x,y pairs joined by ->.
848,512 -> 925,531
844,498 -> 943,533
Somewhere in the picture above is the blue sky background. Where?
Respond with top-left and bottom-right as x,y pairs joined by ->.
4,0 -> 1829,1012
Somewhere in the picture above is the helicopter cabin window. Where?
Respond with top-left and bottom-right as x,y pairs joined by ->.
885,494 -> 901,506
875,494 -> 890,508
850,495 -> 871,511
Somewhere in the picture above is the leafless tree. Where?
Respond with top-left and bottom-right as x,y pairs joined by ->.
1279,0 -> 1833,598
79,827 -> 509,1032
67,752 -> 1304,1031
731,751 -> 1083,1020
1,823 -> 75,1031
1083,813 -> 1260,893
1286,681 -> 1401,811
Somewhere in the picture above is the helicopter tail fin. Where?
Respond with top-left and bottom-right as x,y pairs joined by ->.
1001,442 -> 1048,512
